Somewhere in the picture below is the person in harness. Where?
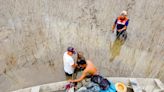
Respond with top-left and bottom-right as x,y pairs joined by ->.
112,10 -> 129,40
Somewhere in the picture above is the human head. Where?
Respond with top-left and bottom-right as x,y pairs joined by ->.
77,51 -> 84,59
78,59 -> 87,70
67,47 -> 76,56
120,10 -> 128,20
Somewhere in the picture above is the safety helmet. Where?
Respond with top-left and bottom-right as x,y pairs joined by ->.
121,10 -> 128,16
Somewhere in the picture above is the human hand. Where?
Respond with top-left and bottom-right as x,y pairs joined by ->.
75,63 -> 78,67
77,66 -> 80,69
111,29 -> 114,33
68,79 -> 74,83
117,29 -> 122,32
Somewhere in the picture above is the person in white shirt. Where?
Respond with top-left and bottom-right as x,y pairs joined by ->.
63,47 -> 77,79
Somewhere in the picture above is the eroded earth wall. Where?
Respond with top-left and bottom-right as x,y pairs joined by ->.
0,0 -> 164,91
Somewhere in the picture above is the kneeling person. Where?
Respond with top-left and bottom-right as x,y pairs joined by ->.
69,60 -> 97,83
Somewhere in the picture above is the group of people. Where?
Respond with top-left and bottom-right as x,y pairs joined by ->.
63,47 -> 97,83
63,10 -> 129,92
63,47 -> 119,92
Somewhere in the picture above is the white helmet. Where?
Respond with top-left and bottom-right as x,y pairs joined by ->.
121,10 -> 128,16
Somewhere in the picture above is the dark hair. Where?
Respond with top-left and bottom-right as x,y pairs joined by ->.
78,59 -> 86,65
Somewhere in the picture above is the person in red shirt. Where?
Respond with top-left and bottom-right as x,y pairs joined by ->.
112,10 -> 129,40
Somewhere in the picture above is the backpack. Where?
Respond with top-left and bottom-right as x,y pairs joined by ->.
99,81 -> 117,92
91,75 -> 110,90
91,75 -> 104,84
99,79 -> 110,90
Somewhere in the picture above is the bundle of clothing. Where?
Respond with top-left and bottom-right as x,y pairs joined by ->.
65,75 -> 117,92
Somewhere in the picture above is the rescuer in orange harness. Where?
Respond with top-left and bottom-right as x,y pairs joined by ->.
112,11 -> 129,40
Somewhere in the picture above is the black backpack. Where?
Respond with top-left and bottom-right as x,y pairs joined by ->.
91,75 -> 103,84
91,75 -> 110,90
99,79 -> 110,90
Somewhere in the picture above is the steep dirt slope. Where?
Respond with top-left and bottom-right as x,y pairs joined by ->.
0,0 -> 164,91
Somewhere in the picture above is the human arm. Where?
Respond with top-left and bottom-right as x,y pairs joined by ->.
72,63 -> 77,68
69,58 -> 77,68
69,70 -> 86,82
112,19 -> 117,33
118,19 -> 129,32
118,26 -> 127,32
